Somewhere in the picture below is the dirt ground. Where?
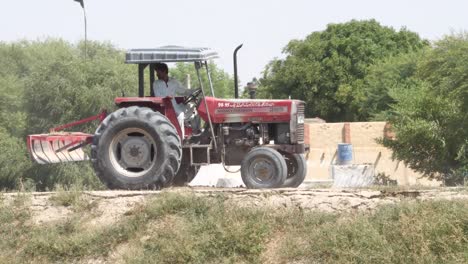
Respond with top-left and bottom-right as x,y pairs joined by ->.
3,187 -> 468,227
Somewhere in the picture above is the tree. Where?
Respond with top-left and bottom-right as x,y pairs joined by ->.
381,34 -> 468,185
0,42 -> 34,189
357,51 -> 425,120
170,62 -> 234,98
260,19 -> 428,121
23,40 -> 137,135
0,128 -> 30,189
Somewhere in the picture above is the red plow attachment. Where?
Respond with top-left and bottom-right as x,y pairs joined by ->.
27,133 -> 93,164
26,111 -> 106,164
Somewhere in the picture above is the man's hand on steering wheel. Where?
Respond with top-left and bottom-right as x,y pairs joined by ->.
183,88 -> 202,104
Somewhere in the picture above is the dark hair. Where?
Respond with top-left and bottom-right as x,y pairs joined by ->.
154,62 -> 168,73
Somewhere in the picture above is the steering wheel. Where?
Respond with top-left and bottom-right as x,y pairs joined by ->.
183,88 -> 203,104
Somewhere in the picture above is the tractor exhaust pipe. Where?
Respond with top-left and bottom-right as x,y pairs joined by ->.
233,44 -> 243,99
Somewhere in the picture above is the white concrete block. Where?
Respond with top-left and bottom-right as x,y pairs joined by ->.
189,164 -> 244,188
216,177 -> 245,188
332,164 -> 375,188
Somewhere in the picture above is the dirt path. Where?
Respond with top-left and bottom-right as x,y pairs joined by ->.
3,187 -> 468,225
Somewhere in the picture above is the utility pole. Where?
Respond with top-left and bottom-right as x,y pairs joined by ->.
74,0 -> 87,59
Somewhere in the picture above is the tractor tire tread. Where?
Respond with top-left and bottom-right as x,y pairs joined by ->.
240,147 -> 287,189
91,106 -> 182,190
282,153 -> 307,188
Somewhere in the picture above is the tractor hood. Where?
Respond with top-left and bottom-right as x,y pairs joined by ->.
198,97 -> 304,124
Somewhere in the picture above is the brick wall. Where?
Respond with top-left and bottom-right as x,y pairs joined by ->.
304,121 -> 439,186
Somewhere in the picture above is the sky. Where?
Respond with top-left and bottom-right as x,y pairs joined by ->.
1,0 -> 467,86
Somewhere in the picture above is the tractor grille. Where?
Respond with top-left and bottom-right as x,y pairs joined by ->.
296,103 -> 305,142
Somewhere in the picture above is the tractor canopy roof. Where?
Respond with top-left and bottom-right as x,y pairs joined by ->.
125,46 -> 218,64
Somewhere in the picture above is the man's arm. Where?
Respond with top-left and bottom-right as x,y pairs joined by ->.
172,79 -> 194,96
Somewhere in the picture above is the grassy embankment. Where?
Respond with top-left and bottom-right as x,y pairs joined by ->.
0,191 -> 467,263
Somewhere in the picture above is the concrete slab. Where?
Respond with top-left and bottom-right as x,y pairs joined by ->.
332,164 -> 375,188
189,164 -> 244,188
189,164 -> 334,189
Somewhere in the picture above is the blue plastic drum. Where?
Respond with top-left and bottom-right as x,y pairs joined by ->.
337,143 -> 353,165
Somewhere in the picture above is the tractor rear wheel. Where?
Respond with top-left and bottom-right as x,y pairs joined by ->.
172,150 -> 200,186
241,147 -> 287,189
91,106 -> 182,189
281,153 -> 307,188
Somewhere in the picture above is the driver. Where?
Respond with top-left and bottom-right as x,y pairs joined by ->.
153,62 -> 194,139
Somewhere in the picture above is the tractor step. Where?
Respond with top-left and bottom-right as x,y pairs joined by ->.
185,142 -> 212,166
27,132 -> 93,164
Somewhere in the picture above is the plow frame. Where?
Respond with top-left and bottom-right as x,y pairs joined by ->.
27,110 -> 107,164
49,110 -> 107,133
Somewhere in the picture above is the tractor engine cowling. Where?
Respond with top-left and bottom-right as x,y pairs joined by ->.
198,97 -> 305,145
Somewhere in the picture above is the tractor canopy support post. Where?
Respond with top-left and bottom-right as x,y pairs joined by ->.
204,61 -> 216,97
149,64 -> 155,96
195,62 -> 218,151
138,64 -> 148,97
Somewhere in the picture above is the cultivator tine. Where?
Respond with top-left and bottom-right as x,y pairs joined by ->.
31,139 -> 52,164
27,133 -> 93,164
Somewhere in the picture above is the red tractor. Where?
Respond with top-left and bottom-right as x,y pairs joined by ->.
27,46 -> 308,189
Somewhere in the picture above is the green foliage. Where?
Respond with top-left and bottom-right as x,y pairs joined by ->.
1,193 -> 468,263
0,194 -> 32,259
130,193 -> 270,263
0,128 -> 30,189
0,75 -> 26,136
23,40 -> 137,135
49,187 -> 97,212
278,199 -> 468,263
381,34 -> 468,184
357,51 -> 426,120
258,19 -> 465,182
0,49 -> 31,189
0,193 -> 271,263
170,61 -> 234,98
260,19 -> 428,121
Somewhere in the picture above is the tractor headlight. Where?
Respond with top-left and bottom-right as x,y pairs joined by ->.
297,114 -> 304,124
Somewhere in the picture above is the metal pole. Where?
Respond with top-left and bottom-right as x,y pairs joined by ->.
149,64 -> 155,96
83,7 -> 87,59
138,64 -> 147,97
233,44 -> 243,99
204,61 -> 216,97
74,0 -> 87,59
186,74 -> 191,89
195,62 -> 217,151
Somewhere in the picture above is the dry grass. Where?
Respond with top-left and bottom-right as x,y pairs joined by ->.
48,185 -> 98,212
0,192 -> 467,263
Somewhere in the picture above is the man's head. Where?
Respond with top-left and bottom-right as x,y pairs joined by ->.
154,63 -> 169,81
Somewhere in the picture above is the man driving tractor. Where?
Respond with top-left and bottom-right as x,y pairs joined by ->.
153,62 -> 194,138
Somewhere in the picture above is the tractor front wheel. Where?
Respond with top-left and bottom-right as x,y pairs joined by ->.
281,153 -> 307,188
241,147 -> 287,189
91,106 -> 182,189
